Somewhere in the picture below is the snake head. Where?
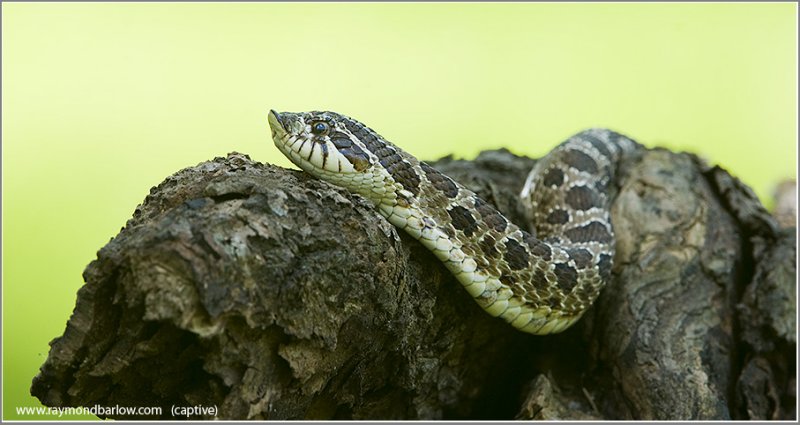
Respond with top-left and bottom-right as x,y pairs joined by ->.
268,110 -> 374,177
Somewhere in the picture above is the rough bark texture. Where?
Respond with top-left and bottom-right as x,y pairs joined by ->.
31,146 -> 795,420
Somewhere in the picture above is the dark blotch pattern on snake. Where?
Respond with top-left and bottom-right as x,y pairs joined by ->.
268,110 -> 640,334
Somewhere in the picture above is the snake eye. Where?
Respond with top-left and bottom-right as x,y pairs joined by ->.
311,121 -> 329,135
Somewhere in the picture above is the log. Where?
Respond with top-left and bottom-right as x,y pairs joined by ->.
31,144 -> 795,420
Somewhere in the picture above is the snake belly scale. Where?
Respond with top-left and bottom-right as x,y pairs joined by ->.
268,110 -> 639,335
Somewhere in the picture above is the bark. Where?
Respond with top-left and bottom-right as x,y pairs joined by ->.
31,147 -> 795,420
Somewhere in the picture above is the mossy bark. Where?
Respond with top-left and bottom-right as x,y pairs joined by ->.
31,148 -> 795,420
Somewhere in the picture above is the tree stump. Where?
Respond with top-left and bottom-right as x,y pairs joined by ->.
31,144 -> 795,420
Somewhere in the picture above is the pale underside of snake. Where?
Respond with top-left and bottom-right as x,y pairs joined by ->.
268,110 -> 640,335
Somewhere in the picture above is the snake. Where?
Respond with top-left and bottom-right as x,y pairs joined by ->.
267,110 -> 640,335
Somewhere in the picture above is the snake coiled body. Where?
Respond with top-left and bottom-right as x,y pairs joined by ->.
268,110 -> 640,334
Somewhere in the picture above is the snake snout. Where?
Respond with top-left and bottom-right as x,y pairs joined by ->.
268,109 -> 285,132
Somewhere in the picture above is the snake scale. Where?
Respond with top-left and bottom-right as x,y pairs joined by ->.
268,110 -> 640,335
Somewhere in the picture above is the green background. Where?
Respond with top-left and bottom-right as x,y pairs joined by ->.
2,3 -> 796,420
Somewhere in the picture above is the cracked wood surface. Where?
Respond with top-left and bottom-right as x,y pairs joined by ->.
31,148 -> 795,420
